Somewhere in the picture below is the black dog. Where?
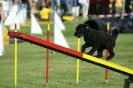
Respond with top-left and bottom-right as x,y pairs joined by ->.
74,24 -> 118,60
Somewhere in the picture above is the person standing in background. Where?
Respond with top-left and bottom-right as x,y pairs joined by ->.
125,0 -> 131,13
0,3 -> 6,21
130,0 -> 133,19
95,0 -> 102,14
36,0 -> 47,10
115,0 -> 123,14
109,0 -> 116,14
39,1 -> 52,21
78,0 -> 89,19
21,0 -> 32,18
60,0 -> 68,16
88,0 -> 96,15
21,0 -> 46,17
101,0 -> 109,14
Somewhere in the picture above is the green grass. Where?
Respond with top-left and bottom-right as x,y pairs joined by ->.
1,18 -> 133,88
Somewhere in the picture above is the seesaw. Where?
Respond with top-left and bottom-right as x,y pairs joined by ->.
8,31 -> 133,88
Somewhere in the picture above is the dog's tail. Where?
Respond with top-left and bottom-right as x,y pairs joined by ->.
112,29 -> 119,40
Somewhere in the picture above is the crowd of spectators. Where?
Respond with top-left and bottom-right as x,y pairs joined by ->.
31,0 -> 133,19
1,0 -> 133,21
88,0 -> 133,15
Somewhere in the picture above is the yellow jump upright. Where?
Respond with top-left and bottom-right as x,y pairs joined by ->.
14,24 -> 18,88
76,38 -> 80,85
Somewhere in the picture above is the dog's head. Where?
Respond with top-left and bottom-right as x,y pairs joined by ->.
74,24 -> 90,38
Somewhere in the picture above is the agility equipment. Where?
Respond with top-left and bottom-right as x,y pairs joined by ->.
4,26 -> 10,45
54,11 -> 69,48
76,38 -> 80,85
119,18 -> 133,33
4,4 -> 18,25
8,31 -> 133,86
10,10 -> 20,30
85,18 -> 133,33
4,4 -> 27,27
88,13 -> 133,18
4,27 -> 24,45
4,4 -> 27,26
46,24 -> 50,86
76,23 -> 80,85
54,23 -> 70,48
31,12 -> 43,34
84,18 -> 120,33
14,24 -> 17,88
105,23 -> 110,83
54,11 -> 65,30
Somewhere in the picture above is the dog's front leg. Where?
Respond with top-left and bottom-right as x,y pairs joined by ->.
94,49 -> 104,58
81,44 -> 89,53
87,46 -> 99,55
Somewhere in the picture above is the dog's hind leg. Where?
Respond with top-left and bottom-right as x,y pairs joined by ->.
81,44 -> 89,53
86,46 -> 99,55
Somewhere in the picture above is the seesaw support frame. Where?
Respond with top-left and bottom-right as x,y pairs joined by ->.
8,31 -> 133,87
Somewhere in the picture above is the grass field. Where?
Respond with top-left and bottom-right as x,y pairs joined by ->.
1,18 -> 133,88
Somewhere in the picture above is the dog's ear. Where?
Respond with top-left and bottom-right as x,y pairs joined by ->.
85,24 -> 89,28
85,25 -> 90,32
86,26 -> 89,29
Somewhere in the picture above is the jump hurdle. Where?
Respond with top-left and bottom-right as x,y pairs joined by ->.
8,31 -> 133,87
